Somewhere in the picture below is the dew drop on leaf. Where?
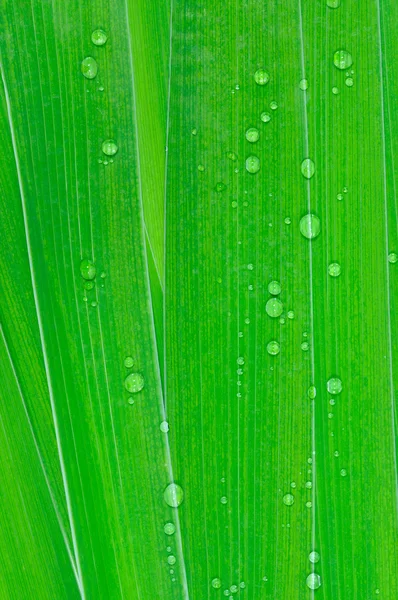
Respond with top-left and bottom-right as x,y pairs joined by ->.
91,29 -> 108,46
300,214 -> 321,239
254,69 -> 269,85
164,522 -> 175,535
268,280 -> 281,295
301,158 -> 315,179
260,111 -> 271,123
345,77 -> 354,87
124,372 -> 145,393
309,551 -> 320,563
160,421 -> 169,433
299,78 -> 308,90
167,555 -> 176,565
283,493 -> 294,506
80,259 -> 96,280
328,262 -> 341,277
245,127 -> 259,143
164,483 -> 184,507
266,298 -> 283,318
308,386 -> 317,399
332,86 -> 340,95
124,356 -> 134,368
340,469 -> 347,477
327,377 -> 342,395
211,578 -> 222,589
245,155 -> 260,173
327,0 -> 340,7
81,56 -> 98,79
388,252 -> 398,264
102,139 -> 118,156
333,50 -> 353,70
220,496 -> 228,505
267,341 -> 280,356
306,573 -> 321,590
270,101 -> 278,110
230,585 -> 238,593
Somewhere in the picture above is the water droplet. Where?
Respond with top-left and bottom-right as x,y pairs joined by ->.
102,139 -> 118,156
309,551 -> 320,563
124,372 -> 145,393
306,481 -> 313,489
230,585 -> 238,594
167,555 -> 176,566
345,77 -> 354,87
306,501 -> 312,508
215,182 -> 226,192
343,186 -> 348,193
220,496 -> 228,505
334,50 -> 353,70
245,127 -> 259,143
267,341 -> 280,356
332,86 -> 340,95
91,29 -> 108,46
164,483 -> 184,507
337,192 -> 344,200
127,397 -> 135,405
287,311 -> 294,319
299,79 -> 308,90
283,493 -> 294,506
328,262 -> 341,277
268,281 -> 281,295
388,252 -> 398,264
191,128 -> 197,136
306,573 -> 321,590
300,214 -> 321,239
334,450 -> 340,457
284,217 -> 291,225
223,591 -> 231,597
260,111 -> 271,123
245,155 -> 260,174
81,57 -> 98,79
291,482 -> 297,489
198,164 -> 205,172
327,0 -> 340,7
124,356 -> 134,368
84,280 -> 95,290
239,582 -> 246,589
212,578 -> 222,589
270,101 -> 278,110
237,357 -> 245,366
164,522 -> 176,535
247,263 -> 254,271
301,158 -> 315,179
254,69 -> 270,85
98,86 -> 104,92
160,421 -> 169,433
266,298 -> 283,317
308,385 -> 317,399
301,342 -> 309,351
227,151 -> 238,161
80,259 -> 96,280
327,377 -> 342,395
340,469 -> 347,477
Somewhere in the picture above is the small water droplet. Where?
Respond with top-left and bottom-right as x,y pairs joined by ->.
260,111 -> 271,123
191,128 -> 197,136
164,483 -> 184,507
306,481 -> 313,489
334,450 -> 340,457
91,29 -> 108,46
267,282 -> 281,297
332,86 -> 340,95
327,377 -> 342,395
230,585 -> 238,594
334,50 -> 353,70
81,57 -> 98,79
245,155 -> 260,174
91,300 -> 98,308
343,186 -> 348,193
220,496 -> 228,505
227,151 -> 238,161
345,77 -> 354,87
239,582 -> 246,589
291,482 -> 297,488
164,522 -> 175,535
223,591 -> 231,597
337,192 -> 344,200
266,298 -> 283,317
124,372 -> 145,393
327,0 -> 340,7
328,262 -> 341,277
308,386 -> 317,399
306,573 -> 321,590
80,259 -> 96,280
309,551 -> 320,563
300,214 -> 321,239
306,501 -> 312,508
167,555 -> 176,566
301,158 -> 315,179
198,164 -> 205,172
284,217 -> 291,225
215,182 -> 226,192
270,101 -> 278,110
267,341 -> 280,356
237,356 -> 245,366
127,397 -> 135,405
340,469 -> 347,477
287,311 -> 294,319
283,493 -> 294,506
102,139 -> 118,156
254,69 -> 270,85
301,342 -> 309,351
160,421 -> 169,433
247,263 -> 254,271
124,356 -> 134,368
299,79 -> 308,90
212,578 -> 222,589
388,252 -> 398,264
245,127 -> 260,143
84,280 -> 95,290
98,86 -> 104,92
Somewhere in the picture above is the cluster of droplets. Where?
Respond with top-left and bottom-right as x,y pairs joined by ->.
124,356 -> 144,402
211,578 -> 246,595
332,49 -> 355,92
80,258 -> 104,306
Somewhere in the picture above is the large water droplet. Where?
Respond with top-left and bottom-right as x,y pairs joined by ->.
164,483 -> 184,507
81,57 -> 98,79
327,377 -> 342,395
299,79 -> 308,90
124,372 -> 145,393
164,522 -> 176,535
245,155 -> 260,174
91,29 -> 108,46
300,214 -> 321,239
245,127 -> 259,143
254,69 -> 269,85
388,252 -> 398,264
267,341 -> 280,356
309,551 -> 320,563
283,493 -> 294,506
102,139 -> 118,156
268,280 -> 281,295
167,555 -> 176,566
328,262 -> 341,277
333,50 -> 353,70
301,158 -> 315,179
266,298 -> 283,317
306,573 -> 321,590
160,421 -> 169,433
80,259 -> 96,280
212,578 -> 222,589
